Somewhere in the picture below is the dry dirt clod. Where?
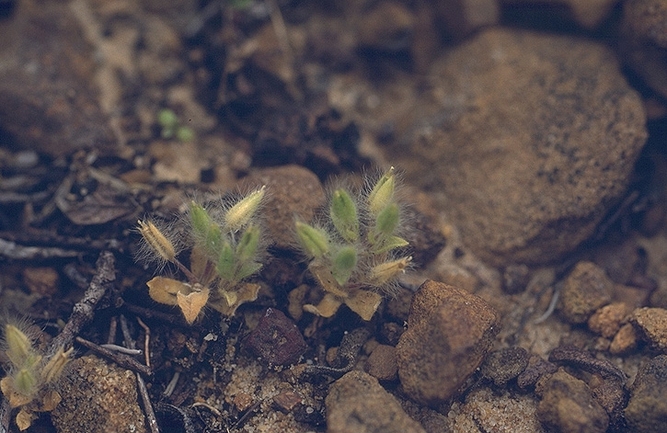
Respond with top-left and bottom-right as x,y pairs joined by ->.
535,369 -> 609,433
558,261 -> 613,324
364,344 -> 398,382
325,370 -> 425,433
395,280 -> 500,406
629,307 -> 667,352
51,355 -> 146,433
625,354 -> 667,433
480,346 -> 529,387
244,165 -> 326,249
397,28 -> 647,266
243,307 -> 308,367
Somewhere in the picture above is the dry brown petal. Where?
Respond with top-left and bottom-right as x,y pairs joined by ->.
147,276 -> 192,306
176,286 -> 210,324
304,293 -> 343,318
343,290 -> 382,321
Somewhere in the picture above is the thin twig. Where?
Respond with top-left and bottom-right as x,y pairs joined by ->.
137,374 -> 160,433
137,317 -> 151,367
0,238 -> 79,260
100,344 -> 143,356
50,251 -> 116,351
119,315 -> 160,433
1,397 -> 10,433
75,337 -> 152,376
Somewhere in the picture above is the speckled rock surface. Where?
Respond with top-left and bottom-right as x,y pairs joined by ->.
535,369 -> 608,433
396,280 -> 500,406
364,343 -> 398,381
51,355 -> 146,433
445,387 -> 543,433
630,307 -> 667,352
0,0 -> 116,156
400,28 -> 647,266
558,261 -> 613,324
622,0 -> 667,98
625,354 -> 667,433
325,370 -> 425,433
246,165 -> 325,249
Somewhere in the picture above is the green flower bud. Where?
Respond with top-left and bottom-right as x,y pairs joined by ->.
330,189 -> 359,242
332,246 -> 358,286
216,240 -> 236,280
190,202 -> 222,254
14,368 -> 38,397
4,325 -> 35,369
235,262 -> 263,281
368,167 -> 395,216
236,224 -> 261,263
295,222 -> 329,259
225,186 -> 266,231
375,202 -> 400,237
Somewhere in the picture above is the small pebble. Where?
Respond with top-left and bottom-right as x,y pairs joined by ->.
243,308 -> 308,367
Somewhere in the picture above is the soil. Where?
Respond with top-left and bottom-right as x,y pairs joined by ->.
1,1 -> 667,433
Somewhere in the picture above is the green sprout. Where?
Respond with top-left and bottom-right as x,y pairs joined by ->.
137,187 -> 267,323
157,108 -> 195,142
1,322 -> 72,431
295,167 -> 411,320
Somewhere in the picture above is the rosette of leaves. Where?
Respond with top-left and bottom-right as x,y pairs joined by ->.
138,187 -> 266,323
295,168 -> 411,320
0,323 -> 72,431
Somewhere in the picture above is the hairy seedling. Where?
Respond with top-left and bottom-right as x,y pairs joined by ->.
295,167 -> 411,320
0,322 -> 72,431
138,187 -> 267,323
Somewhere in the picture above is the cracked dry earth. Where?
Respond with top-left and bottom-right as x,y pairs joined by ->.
2,1 -> 667,433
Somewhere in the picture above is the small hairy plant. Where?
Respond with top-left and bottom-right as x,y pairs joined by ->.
295,167 -> 411,320
0,322 -> 72,431
138,187 -> 266,323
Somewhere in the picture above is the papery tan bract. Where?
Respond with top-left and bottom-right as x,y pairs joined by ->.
147,276 -> 192,306
176,286 -> 210,324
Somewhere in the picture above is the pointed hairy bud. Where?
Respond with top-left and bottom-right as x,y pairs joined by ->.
189,202 -> 223,254
368,167 -> 395,216
138,220 -> 176,263
236,225 -> 260,263
330,189 -> 359,242
368,256 -> 411,286
295,222 -> 329,259
332,246 -> 358,286
4,325 -> 33,368
225,186 -> 266,231
42,347 -> 73,384
216,240 -> 236,280
13,368 -> 38,397
374,202 -> 400,237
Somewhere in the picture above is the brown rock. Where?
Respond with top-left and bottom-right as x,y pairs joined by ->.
588,302 -> 631,338
502,0 -> 617,29
480,346 -> 529,387
536,369 -> 609,433
365,344 -> 398,381
396,280 -> 500,406
51,355 -> 146,433
245,165 -> 325,249
610,323 -> 638,355
630,307 -> 667,352
435,0 -> 500,38
625,355 -> 667,433
0,0 -> 115,156
559,262 -> 613,324
399,28 -> 646,266
622,0 -> 667,98
325,370 -> 425,433
243,308 -> 308,367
